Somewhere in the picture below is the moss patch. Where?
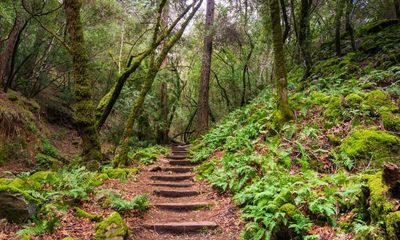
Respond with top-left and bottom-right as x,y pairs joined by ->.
95,212 -> 128,240
362,90 -> 397,116
382,112 -> 400,133
103,168 -> 139,180
340,129 -> 400,167
363,172 -> 395,223
74,207 -> 102,222
385,211 -> 400,239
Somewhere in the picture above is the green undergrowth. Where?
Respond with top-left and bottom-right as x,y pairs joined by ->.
0,165 -> 141,239
192,23 -> 400,240
128,145 -> 169,165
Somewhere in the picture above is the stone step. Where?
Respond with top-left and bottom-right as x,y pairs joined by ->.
153,202 -> 212,211
167,155 -> 187,160
150,174 -> 194,181
143,221 -> 218,233
162,167 -> 193,173
153,189 -> 199,198
168,160 -> 193,166
150,182 -> 195,188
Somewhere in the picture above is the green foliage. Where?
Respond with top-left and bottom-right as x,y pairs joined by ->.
96,189 -> 149,213
128,145 -> 168,165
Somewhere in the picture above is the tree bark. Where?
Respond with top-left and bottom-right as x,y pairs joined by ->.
335,0 -> 345,57
298,0 -> 313,80
269,0 -> 293,122
196,0 -> 215,135
345,0 -> 356,51
280,0 -> 290,43
64,0 -> 102,169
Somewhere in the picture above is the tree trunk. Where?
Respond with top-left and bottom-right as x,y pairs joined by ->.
335,0 -> 345,57
298,0 -> 313,80
64,0 -> 102,170
157,81 -> 169,144
196,0 -> 215,135
0,16 -> 27,92
269,0 -> 293,122
345,0 -> 356,51
280,0 -> 290,43
394,0 -> 400,19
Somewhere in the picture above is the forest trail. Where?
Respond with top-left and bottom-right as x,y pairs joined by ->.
131,145 -> 242,239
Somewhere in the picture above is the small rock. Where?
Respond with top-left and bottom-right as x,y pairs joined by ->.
149,166 -> 162,172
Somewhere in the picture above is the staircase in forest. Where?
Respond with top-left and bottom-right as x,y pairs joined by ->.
143,144 -> 219,234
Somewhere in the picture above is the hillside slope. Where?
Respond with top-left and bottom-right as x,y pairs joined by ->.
191,21 -> 400,239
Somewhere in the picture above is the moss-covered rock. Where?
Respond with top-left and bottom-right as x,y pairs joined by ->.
340,129 -> 400,167
324,96 -> 343,119
95,212 -> 128,240
385,211 -> 400,239
382,112 -> 400,134
345,93 -> 363,108
362,90 -> 397,116
92,173 -> 109,187
27,171 -> 60,187
104,168 -> 139,180
62,237 -> 80,240
74,207 -> 102,222
0,185 -> 38,223
363,172 -> 395,223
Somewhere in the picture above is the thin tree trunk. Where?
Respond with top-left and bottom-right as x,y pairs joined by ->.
395,0 -> 400,19
280,0 -> 290,43
113,0 -> 202,167
196,0 -> 215,135
269,0 -> 293,122
345,0 -> 356,51
1,15 -> 29,92
298,0 -> 313,80
335,0 -> 345,57
64,0 -> 102,169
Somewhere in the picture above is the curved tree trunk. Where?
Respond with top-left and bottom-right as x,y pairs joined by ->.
269,0 -> 293,122
64,0 -> 102,169
196,0 -> 215,135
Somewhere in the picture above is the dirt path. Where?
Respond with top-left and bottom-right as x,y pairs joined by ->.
130,145 -> 242,240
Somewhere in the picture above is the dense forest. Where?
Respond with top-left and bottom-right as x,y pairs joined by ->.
0,0 -> 400,239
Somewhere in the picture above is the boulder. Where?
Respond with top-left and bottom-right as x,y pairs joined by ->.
95,212 -> 128,240
0,186 -> 37,223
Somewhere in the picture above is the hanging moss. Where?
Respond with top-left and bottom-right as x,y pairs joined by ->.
340,129 -> 400,167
